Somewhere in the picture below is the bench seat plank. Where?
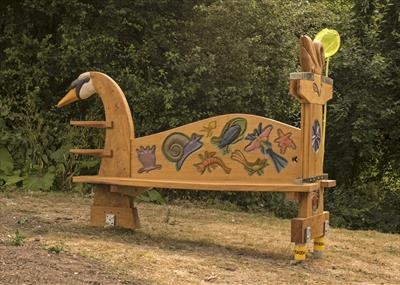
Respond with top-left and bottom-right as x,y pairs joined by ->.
73,175 -> 319,192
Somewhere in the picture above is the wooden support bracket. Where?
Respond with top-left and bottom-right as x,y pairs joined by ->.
320,179 -> 336,188
110,185 -> 150,198
286,179 -> 336,202
291,211 -> 329,243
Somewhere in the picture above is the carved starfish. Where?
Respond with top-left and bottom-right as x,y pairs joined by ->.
274,129 -> 296,154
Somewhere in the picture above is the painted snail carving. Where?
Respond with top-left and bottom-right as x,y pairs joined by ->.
162,132 -> 203,170
162,133 -> 190,162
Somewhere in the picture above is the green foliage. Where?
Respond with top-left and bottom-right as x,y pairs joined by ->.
321,0 -> 400,232
9,230 -> 25,246
136,190 -> 165,204
327,170 -> 400,233
47,244 -> 63,254
162,190 -> 296,218
0,147 -> 23,187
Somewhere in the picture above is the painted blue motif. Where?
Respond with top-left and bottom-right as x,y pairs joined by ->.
312,120 -> 321,152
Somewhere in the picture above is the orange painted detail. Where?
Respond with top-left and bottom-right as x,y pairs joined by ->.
194,151 -> 231,174
274,128 -> 297,154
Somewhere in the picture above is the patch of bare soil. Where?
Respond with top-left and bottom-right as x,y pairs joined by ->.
1,190 -> 399,285
0,192 -> 143,285
0,243 -> 135,285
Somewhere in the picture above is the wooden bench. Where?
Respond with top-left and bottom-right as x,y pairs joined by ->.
57,35 -> 336,261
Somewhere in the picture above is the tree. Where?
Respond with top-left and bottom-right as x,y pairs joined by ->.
324,0 -> 400,232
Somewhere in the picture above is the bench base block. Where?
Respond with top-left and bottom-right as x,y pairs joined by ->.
91,205 -> 140,229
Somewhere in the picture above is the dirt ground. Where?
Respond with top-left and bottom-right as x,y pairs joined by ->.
0,190 -> 399,285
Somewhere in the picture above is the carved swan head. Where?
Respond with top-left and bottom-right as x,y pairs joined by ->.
57,72 -> 96,107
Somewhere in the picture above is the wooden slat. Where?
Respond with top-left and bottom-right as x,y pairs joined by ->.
70,120 -> 113,128
70,149 -> 113,157
72,175 -> 319,192
320,179 -> 336,188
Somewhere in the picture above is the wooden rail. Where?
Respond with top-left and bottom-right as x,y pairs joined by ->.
72,175 -> 319,192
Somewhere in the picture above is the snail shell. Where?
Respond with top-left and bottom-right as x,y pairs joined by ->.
162,132 -> 190,162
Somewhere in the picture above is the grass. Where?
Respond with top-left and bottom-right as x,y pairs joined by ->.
47,244 -> 64,254
1,190 -> 399,285
9,230 -> 25,246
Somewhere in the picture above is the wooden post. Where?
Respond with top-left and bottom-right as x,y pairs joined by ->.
313,179 -> 336,257
294,243 -> 307,261
289,36 -> 334,260
313,236 -> 325,258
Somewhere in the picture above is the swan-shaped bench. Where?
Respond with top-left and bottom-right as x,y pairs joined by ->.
58,35 -> 336,261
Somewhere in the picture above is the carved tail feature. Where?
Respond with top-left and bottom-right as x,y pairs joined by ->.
300,35 -> 325,74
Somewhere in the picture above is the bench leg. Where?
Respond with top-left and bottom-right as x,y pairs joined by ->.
90,185 -> 141,229
291,185 -> 330,261
313,236 -> 325,258
294,243 -> 307,261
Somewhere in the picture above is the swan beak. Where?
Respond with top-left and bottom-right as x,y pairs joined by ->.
57,88 -> 78,108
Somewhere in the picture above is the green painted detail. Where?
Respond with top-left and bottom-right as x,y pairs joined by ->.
230,150 -> 268,176
200,120 -> 217,137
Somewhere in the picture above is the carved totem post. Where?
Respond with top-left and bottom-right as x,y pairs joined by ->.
289,36 -> 336,261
